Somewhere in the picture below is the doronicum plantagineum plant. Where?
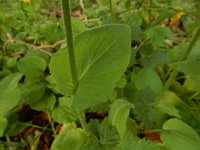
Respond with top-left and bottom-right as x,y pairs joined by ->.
50,0 -> 132,149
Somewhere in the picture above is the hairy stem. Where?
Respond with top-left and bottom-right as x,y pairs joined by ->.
61,0 -> 78,91
61,0 -> 90,134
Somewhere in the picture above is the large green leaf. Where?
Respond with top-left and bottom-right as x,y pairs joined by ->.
108,99 -> 134,137
49,25 -> 131,110
161,118 -> 200,150
0,73 -> 22,117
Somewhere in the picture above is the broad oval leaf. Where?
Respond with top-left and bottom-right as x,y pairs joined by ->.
161,118 -> 200,150
50,25 -> 131,110
0,73 -> 22,117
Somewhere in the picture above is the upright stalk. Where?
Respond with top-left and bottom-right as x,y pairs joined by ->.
61,0 -> 78,91
109,0 -> 115,23
164,25 -> 200,90
181,26 -> 200,61
61,0 -> 89,134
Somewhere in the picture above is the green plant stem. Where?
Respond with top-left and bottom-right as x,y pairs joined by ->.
181,26 -> 200,61
164,70 -> 178,90
164,25 -> 200,90
61,0 -> 78,91
109,0 -> 115,23
61,0 -> 89,135
47,113 -> 57,137
78,111 -> 89,132
79,0 -> 85,10
5,135 -> 13,150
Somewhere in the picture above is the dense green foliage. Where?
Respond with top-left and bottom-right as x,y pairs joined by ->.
0,0 -> 200,149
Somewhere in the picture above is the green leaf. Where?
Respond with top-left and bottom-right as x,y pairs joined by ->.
108,99 -> 134,137
100,118 -> 120,149
87,119 -> 101,139
4,113 -> 28,136
141,50 -> 167,68
156,91 -> 181,118
131,27 -> 145,41
134,89 -> 157,128
170,57 -> 200,75
0,73 -> 22,117
49,46 -> 73,96
73,25 -> 131,109
188,41 -> 200,58
161,118 -> 200,150
21,81 -> 46,105
129,12 -> 143,27
0,117 -> 7,137
151,9 -> 173,26
81,136 -> 104,150
135,139 -> 160,150
71,17 -> 86,35
118,132 -> 160,150
17,56 -> 47,79
51,123 -> 88,150
184,75 -> 200,92
50,25 -> 131,110
51,97 -> 78,123
146,26 -> 173,47
31,92 -> 56,112
117,132 -> 138,150
133,68 -> 163,95
0,142 -> 4,150
167,43 -> 187,63
116,75 -> 127,88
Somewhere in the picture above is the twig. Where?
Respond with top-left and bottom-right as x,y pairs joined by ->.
2,33 -> 66,56
14,41 -> 52,56
38,39 -> 65,49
